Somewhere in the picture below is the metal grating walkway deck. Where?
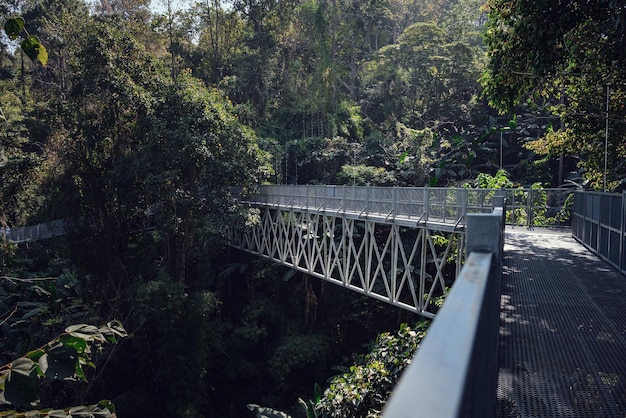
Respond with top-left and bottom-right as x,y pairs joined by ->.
497,230 -> 626,417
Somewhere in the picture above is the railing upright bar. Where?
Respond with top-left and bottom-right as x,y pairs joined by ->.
581,192 -> 585,240
462,188 -> 468,225
596,193 -> 601,254
408,188 -> 412,218
391,187 -> 398,219
424,187 -> 430,221
443,189 -> 448,223
621,191 -> 626,272
528,188 -> 533,229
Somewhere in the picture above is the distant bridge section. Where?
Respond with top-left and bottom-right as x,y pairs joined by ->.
2,220 -> 66,244
243,185 -> 501,228
231,185 -> 505,318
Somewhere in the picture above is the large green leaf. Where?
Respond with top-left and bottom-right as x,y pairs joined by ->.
10,359 -> 35,377
20,35 -> 48,66
3,18 -> 24,40
40,343 -> 79,380
4,368 -> 38,408
58,335 -> 88,355
99,320 -> 128,344
25,349 -> 45,364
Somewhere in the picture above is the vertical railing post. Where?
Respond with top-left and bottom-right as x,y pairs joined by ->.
305,186 -> 309,209
408,188 -> 412,218
621,191 -> 626,272
443,189 -> 448,223
463,202 -> 504,418
479,189 -> 485,213
580,191 -> 586,244
423,187 -> 429,221
462,188 -> 468,225
392,187 -> 397,219
582,190 -> 590,248
596,192 -> 601,254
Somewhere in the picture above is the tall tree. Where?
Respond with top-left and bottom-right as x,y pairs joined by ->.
49,16 -> 160,279
482,0 -> 626,188
362,22 -> 481,130
142,71 -> 269,284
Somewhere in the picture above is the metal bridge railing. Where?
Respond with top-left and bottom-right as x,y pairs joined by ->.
2,220 -> 66,244
248,185 -> 573,228
382,197 -> 505,418
250,185 -> 490,225
572,191 -> 626,275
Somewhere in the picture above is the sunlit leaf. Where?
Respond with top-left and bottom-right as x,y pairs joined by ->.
10,358 -> 35,377
59,335 -> 88,354
66,324 -> 100,341
99,320 -> 128,343
25,349 -> 45,362
106,320 -> 127,337
67,406 -> 92,417
20,35 -> 48,66
46,410 -> 68,417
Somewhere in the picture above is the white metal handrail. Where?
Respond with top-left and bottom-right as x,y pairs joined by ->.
245,185 -> 573,228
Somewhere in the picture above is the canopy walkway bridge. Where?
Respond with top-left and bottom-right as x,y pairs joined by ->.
231,186 -> 626,418
4,186 -> 626,417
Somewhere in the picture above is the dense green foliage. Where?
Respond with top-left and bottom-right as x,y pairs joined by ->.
248,322 -> 428,418
314,322 -> 428,417
483,0 -> 626,188
0,0 -> 623,416
0,321 -> 125,415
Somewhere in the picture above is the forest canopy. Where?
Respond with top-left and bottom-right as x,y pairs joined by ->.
1,0 -> 625,416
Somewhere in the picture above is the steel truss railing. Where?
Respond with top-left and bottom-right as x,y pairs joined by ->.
231,206 -> 464,318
